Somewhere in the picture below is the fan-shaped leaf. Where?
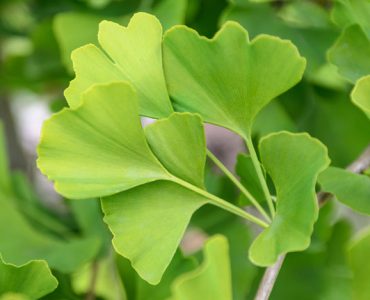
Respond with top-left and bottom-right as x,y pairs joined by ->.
0,257 -> 58,299
145,113 -> 206,188
163,21 -> 306,138
102,182 -> 208,285
65,12 -> 173,118
38,82 -> 169,199
169,235 -> 232,300
249,132 -> 330,266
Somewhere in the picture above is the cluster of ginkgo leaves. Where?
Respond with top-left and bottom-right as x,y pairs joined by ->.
1,0 -> 370,299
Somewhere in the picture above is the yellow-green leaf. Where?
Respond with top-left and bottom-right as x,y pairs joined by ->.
169,235 -> 232,300
249,132 -> 330,266
38,82 -> 169,199
65,12 -> 173,118
0,257 -> 58,299
163,21 -> 306,138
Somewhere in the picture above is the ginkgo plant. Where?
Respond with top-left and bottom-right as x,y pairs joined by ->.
33,10 -> 370,299
1,2 -> 369,298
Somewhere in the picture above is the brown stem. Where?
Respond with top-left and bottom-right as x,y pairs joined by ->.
85,261 -> 99,300
254,254 -> 285,300
0,94 -> 28,172
254,143 -> 370,300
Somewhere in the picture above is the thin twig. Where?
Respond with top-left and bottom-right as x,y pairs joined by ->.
0,95 -> 28,172
254,143 -> 370,300
254,255 -> 285,300
207,149 -> 272,223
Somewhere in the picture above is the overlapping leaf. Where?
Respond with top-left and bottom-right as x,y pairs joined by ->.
318,167 -> 370,215
0,257 -> 58,299
64,12 -> 173,117
249,132 -> 330,266
38,82 -> 169,199
163,21 -> 305,138
38,12 -> 330,286
102,182 -> 208,285
145,113 -> 206,188
351,75 -> 370,119
38,81 -> 254,284
169,235 -> 233,300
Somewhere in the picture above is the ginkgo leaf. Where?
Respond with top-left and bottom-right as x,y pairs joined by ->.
65,12 -> 173,118
318,167 -> 370,215
169,235 -> 233,300
38,82 -> 170,199
328,25 -> 370,83
101,181 -> 208,285
145,113 -> 206,188
351,75 -> 370,119
0,257 -> 58,298
38,81 -> 260,284
249,132 -> 330,266
163,21 -> 306,138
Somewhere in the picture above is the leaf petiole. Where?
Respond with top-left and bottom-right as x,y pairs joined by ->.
245,137 -> 276,218
169,176 -> 269,228
206,149 -> 271,223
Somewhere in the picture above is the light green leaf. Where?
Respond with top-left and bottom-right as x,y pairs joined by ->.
38,82 -> 169,199
318,167 -> 370,215
249,132 -> 330,266
191,209 -> 257,300
351,75 -> 370,119
39,80 -> 261,283
117,250 -> 197,300
163,21 -> 306,138
348,226 -> 370,300
145,113 -> 206,188
328,25 -> 370,83
0,257 -> 58,298
65,13 -> 173,118
169,235 -> 232,300
101,181 -> 208,285
0,293 -> 29,300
